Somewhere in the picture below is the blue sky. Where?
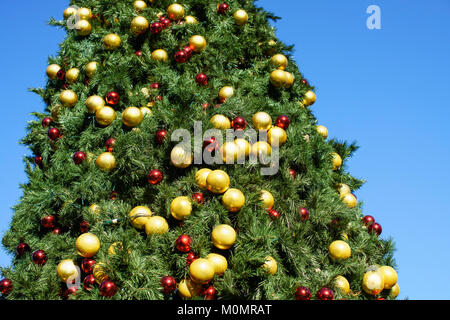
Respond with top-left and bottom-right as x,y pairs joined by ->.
1,1 -> 449,300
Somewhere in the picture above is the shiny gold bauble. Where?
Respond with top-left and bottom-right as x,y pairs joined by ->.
337,183 -> 351,198
260,190 -> 274,210
167,3 -> 185,20
362,271 -> 385,295
75,19 -> 91,36
211,224 -> 236,250
77,7 -> 92,20
390,283 -> 400,298
263,256 -> 277,275
206,253 -> 228,275
334,275 -> 350,294
133,0 -> 147,11
140,106 -> 153,117
96,152 -> 116,171
378,266 -> 398,289
189,35 -> 207,52
189,258 -> 215,284
122,107 -> 143,127
63,7 -> 77,19
252,112 -> 272,131
251,141 -> 272,157
316,125 -> 328,139
178,278 -> 202,299
131,16 -> 149,35
93,262 -> 108,284
89,203 -> 101,215
57,259 -> 79,282
104,33 -> 122,50
184,16 -> 198,24
129,206 -> 152,229
195,168 -> 212,190
331,152 -> 342,170
210,114 -> 231,130
108,242 -> 123,256
284,72 -> 295,88
234,139 -> 250,159
267,126 -> 287,147
328,240 -> 351,260
265,39 -> 277,56
302,90 -> 316,107
218,86 -> 234,100
151,49 -> 169,62
85,95 -> 105,113
270,69 -> 289,88
220,142 -> 239,164
170,196 -> 192,221
270,54 -> 288,70
233,9 -> 249,26
145,216 -> 169,235
206,170 -> 230,194
65,68 -> 80,84
76,233 -> 101,258
342,193 -> 357,208
170,145 -> 193,168
46,64 -> 61,80
222,188 -> 245,212
96,106 -> 116,126
85,61 -> 98,78
59,90 -> 78,107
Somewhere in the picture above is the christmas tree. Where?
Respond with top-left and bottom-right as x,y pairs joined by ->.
0,0 -> 398,300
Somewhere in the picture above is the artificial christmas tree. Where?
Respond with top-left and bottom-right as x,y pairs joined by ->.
0,0 -> 398,300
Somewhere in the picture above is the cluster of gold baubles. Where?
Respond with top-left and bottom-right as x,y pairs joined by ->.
269,54 -> 295,89
63,7 -> 93,36
335,182 -> 358,209
128,206 -> 169,236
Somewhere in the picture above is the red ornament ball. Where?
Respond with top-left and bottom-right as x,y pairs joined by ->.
299,207 -> 309,221
155,129 -> 168,144
53,227 -> 62,235
32,250 -> 47,265
195,73 -> 208,86
203,285 -> 216,300
231,116 -> 247,131
81,258 -> 96,274
148,169 -> 163,185
41,117 -> 52,128
156,95 -> 163,101
218,3 -> 230,14
150,22 -> 163,34
41,215 -> 56,229
83,274 -> 96,291
192,192 -> 205,204
174,50 -> 188,63
16,242 -> 30,257
48,128 -> 61,140
288,168 -> 297,179
99,280 -> 118,297
0,278 -> 13,296
135,50 -> 142,57
186,252 -> 198,266
73,151 -> 87,165
160,18 -> 171,28
34,156 -> 43,168
295,286 -> 311,300
176,235 -> 192,253
202,103 -> 210,110
160,276 -> 177,295
105,91 -> 120,105
62,286 -> 78,299
57,69 -> 66,81
316,287 -> 334,300
203,136 -> 218,153
275,115 -> 291,130
80,221 -> 90,233
362,215 -> 375,226
183,46 -> 193,59
268,209 -> 280,220
301,79 -> 309,86
110,191 -> 118,200
368,222 -> 382,236
105,138 -> 116,152
150,83 -> 160,89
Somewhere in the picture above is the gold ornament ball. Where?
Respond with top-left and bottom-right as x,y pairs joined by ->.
129,206 -> 152,229
167,3 -> 185,20
96,106 -> 116,126
342,193 -> 357,208
378,266 -> 398,289
85,61 -> 98,78
122,107 -> 143,127
59,90 -> 78,107
252,112 -> 272,131
390,283 -> 400,298
251,141 -> 272,158
46,64 -> 61,80
104,33 -> 122,50
195,168 -> 212,190
331,152 -> 342,170
65,68 -> 80,84
89,203 -> 101,215
222,188 -> 245,213
206,253 -> 228,275
171,145 -> 193,168
108,242 -> 123,256
210,114 -> 231,130
131,16 -> 149,35
302,90 -> 316,107
189,35 -> 207,52
189,258 -> 215,284
316,125 -> 328,139
334,275 -> 350,294
284,72 -> 295,88
211,224 -> 236,250
178,278 -> 202,299
63,7 -> 77,19
133,0 -> 147,11
140,106 -> 153,117
270,69 -> 289,88
77,7 -> 92,20
220,142 -> 239,164
234,9 -> 249,26
185,16 -> 198,24
270,54 -> 288,70
96,152 -> 116,171
362,271 -> 385,295
267,126 -> 287,147
57,259 -> 79,282
75,19 -> 91,36
85,95 -> 105,113
218,86 -> 234,101
152,49 -> 169,62
337,183 -> 351,198
265,39 -> 277,56
145,216 -> 169,235
206,170 -> 230,194
328,240 -> 351,261
76,233 -> 101,258
170,196 -> 192,221
260,190 -> 274,210
93,262 -> 108,284
235,138 -> 250,159
263,256 -> 277,275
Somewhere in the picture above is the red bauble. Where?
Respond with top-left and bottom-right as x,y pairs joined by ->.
268,209 -> 280,220
16,242 -> 30,257
110,191 -> 118,200
135,50 -> 142,57
62,286 -> 78,299
83,274 -> 96,291
32,250 -> 47,265
195,73 -> 208,86
192,192 -> 204,204
202,103 -> 210,110
34,156 -> 43,168
156,95 -> 163,101
295,286 -> 311,300
203,136 -> 218,153
231,116 -> 247,131
218,3 -> 230,14
48,128 -> 61,140
368,222 -> 382,236
362,215 -> 375,226
41,117 -> 52,128
203,285 -> 216,300
301,79 -> 309,86
81,258 -> 96,274
73,151 -> 87,165
41,215 -> 56,229
316,287 -> 334,300
0,278 -> 13,296
105,91 -> 120,105
174,50 -> 188,63
186,252 -> 198,266
105,138 -> 116,152
176,235 -> 192,253
288,168 -> 297,179
53,227 -> 62,235
150,22 -> 163,34
99,280 -> 118,297
275,115 -> 291,130
80,221 -> 90,233
160,276 -> 177,295
57,69 -> 66,81
155,129 -> 168,144
150,83 -> 160,89
299,208 -> 309,221
148,169 -> 163,185
183,46 -> 193,59
160,18 -> 171,28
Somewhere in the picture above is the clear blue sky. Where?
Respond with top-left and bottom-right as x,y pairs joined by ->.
1,1 -> 449,300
